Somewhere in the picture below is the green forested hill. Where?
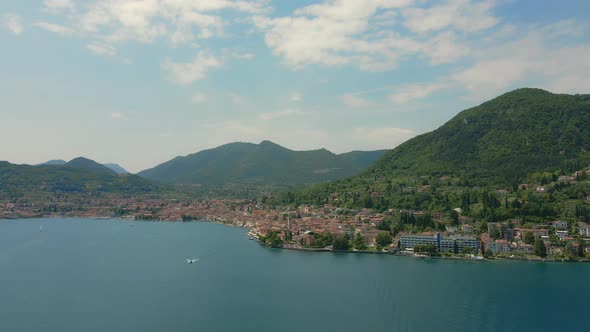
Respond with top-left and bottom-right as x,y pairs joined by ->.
0,161 -> 156,198
368,88 -> 590,185
283,88 -> 590,209
66,157 -> 117,175
38,158 -> 129,174
138,141 -> 387,186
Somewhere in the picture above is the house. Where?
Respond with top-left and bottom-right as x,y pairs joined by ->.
562,236 -> 575,243
516,244 -> 534,254
556,230 -> 569,240
514,228 -> 549,239
486,240 -> 511,254
547,246 -> 562,256
579,225 -> 590,237
552,221 -> 569,229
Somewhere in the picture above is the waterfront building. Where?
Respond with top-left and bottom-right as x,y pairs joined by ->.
400,233 -> 441,249
486,240 -> 512,254
440,236 -> 479,252
400,233 -> 479,253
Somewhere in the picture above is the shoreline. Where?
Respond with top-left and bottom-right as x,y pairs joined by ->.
3,215 -> 589,263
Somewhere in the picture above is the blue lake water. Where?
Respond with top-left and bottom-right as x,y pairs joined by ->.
0,218 -> 588,332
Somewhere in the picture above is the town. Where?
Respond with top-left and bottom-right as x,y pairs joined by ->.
1,185 -> 589,262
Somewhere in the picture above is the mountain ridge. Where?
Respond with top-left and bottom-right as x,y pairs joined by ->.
287,88 -> 590,208
138,141 -> 388,186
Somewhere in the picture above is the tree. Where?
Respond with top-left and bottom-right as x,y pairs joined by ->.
333,235 -> 350,251
462,246 -> 473,254
390,221 -> 403,236
524,232 -> 535,245
352,233 -> 367,250
414,244 -> 438,256
375,231 -> 393,248
450,210 -> 460,226
490,226 -> 501,240
534,239 -> 547,258
453,241 -> 459,254
261,230 -> 284,248
576,240 -> 586,257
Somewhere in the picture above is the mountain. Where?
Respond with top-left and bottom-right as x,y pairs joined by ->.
37,159 -> 67,166
0,161 -> 156,198
66,157 -> 116,175
37,159 -> 128,174
103,163 -> 129,174
295,88 -> 590,202
362,88 -> 590,185
138,140 -> 388,186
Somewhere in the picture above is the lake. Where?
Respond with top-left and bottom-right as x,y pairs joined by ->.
0,218 -> 588,332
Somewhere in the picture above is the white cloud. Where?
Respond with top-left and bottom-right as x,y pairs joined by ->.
402,0 -> 498,34
289,92 -> 303,102
232,52 -> 255,60
254,0 -> 418,70
340,93 -> 376,108
391,82 -> 449,104
253,0 -> 500,71
451,25 -> 590,99
3,14 -> 23,35
258,109 -> 304,120
35,22 -> 75,36
39,0 -> 269,56
87,43 -> 117,56
162,52 -> 223,84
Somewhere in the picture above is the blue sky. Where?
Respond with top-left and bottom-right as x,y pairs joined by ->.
1,0 -> 590,172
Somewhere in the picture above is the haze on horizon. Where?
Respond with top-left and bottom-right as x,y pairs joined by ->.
2,0 -> 590,173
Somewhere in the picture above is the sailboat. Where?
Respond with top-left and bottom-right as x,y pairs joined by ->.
39,225 -> 43,232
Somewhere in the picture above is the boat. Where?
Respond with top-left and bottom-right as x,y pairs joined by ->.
186,258 -> 199,264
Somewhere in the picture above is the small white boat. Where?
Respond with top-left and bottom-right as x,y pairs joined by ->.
186,258 -> 199,264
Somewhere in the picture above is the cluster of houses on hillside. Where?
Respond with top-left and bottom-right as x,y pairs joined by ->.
479,221 -> 590,257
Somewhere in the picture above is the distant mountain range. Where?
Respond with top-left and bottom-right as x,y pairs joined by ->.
138,141 -> 388,186
37,159 -> 128,174
5,88 -> 590,199
0,159 -> 154,198
103,163 -> 129,174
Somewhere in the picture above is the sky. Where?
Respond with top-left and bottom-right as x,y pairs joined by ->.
1,0 -> 590,173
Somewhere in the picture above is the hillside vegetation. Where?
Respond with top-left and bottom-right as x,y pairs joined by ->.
0,161 -> 156,199
138,140 -> 387,186
368,88 -> 590,185
280,88 -> 590,212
